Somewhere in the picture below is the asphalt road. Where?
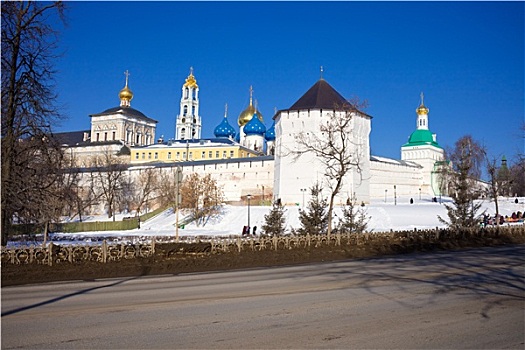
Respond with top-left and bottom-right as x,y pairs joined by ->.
2,245 -> 524,349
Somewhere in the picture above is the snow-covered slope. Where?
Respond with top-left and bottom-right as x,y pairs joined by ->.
49,197 -> 524,241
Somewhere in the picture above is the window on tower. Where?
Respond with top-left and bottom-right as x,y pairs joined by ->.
192,106 -> 195,116
183,106 -> 188,116
185,88 -> 189,99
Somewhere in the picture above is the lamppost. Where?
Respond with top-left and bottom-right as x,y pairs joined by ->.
175,167 -> 183,242
247,194 -> 252,228
394,185 -> 397,206
385,189 -> 388,203
419,188 -> 421,201
300,188 -> 307,208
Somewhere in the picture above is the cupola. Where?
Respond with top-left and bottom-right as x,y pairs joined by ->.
265,121 -> 276,141
243,113 -> 266,136
119,70 -> 133,107
238,86 -> 263,126
214,104 -> 236,138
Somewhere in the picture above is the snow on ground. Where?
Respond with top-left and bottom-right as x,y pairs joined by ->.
8,196 -> 525,247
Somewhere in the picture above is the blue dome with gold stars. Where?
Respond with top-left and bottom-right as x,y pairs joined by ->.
214,116 -> 236,139
243,113 -> 266,136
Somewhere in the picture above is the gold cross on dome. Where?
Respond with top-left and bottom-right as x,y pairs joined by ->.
124,70 -> 130,86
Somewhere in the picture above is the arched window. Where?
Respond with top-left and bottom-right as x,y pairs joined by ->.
183,105 -> 188,116
184,88 -> 189,99
192,106 -> 195,116
181,128 -> 186,140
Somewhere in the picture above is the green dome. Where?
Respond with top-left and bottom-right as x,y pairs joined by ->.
402,129 -> 442,148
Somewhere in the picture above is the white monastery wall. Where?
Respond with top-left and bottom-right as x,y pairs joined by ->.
369,157 -> 424,201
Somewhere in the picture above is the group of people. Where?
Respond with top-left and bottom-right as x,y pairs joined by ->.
242,225 -> 257,236
481,211 -> 523,226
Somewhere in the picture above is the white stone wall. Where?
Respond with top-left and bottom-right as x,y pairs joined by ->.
76,157 -> 274,216
274,109 -> 371,205
369,157 -> 424,202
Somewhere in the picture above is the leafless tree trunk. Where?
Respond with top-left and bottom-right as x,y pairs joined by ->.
292,101 -> 367,236
89,149 -> 127,220
132,168 -> 160,215
1,1 -> 66,245
485,156 -> 502,225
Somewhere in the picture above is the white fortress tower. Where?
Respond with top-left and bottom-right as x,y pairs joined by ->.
401,93 -> 445,195
273,76 -> 372,205
175,67 -> 201,140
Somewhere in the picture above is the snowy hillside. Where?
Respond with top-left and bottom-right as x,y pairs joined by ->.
41,196 -> 525,245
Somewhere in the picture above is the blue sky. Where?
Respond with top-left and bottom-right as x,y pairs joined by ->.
52,1 -> 524,164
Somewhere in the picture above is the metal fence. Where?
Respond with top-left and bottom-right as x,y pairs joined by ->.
2,225 -> 524,265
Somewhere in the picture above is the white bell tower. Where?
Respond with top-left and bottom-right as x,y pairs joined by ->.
175,67 -> 201,140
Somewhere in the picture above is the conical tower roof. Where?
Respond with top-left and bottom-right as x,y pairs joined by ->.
289,79 -> 347,110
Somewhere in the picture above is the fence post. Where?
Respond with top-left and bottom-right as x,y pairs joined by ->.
48,242 -> 53,266
237,237 -> 241,253
102,240 -> 107,263
151,237 -> 156,256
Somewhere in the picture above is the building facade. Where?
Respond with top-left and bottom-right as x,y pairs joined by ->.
89,71 -> 157,146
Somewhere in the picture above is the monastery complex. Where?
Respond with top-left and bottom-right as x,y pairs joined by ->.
58,69 -> 446,208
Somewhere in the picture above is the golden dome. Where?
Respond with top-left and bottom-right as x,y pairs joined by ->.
119,86 -> 133,102
119,70 -> 133,106
183,67 -> 198,88
238,86 -> 263,126
416,92 -> 429,115
416,103 -> 429,115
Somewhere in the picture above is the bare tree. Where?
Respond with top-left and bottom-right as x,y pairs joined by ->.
1,1 -> 67,245
509,158 -> 525,197
180,173 -> 224,227
132,168 -> 160,215
158,168 -> 183,208
89,149 -> 127,220
485,155 -> 507,225
292,100 -> 368,236
15,136 -> 69,243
